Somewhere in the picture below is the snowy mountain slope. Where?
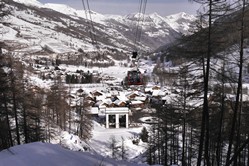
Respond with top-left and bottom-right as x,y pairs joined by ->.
13,0 -> 42,7
165,12 -> 196,34
43,3 -> 108,25
1,0 -> 196,57
0,142 -> 148,166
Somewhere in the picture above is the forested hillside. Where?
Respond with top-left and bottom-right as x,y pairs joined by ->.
148,1 -> 249,166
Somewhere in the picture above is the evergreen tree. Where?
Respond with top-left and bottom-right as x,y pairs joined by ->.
140,127 -> 148,142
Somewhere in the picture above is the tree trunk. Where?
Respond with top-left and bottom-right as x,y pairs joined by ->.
225,0 -> 245,164
3,93 -> 13,147
216,65 -> 225,166
11,77 -> 20,145
197,4 -> 212,165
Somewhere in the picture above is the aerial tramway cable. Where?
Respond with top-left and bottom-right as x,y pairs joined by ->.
133,0 -> 147,52
81,0 -> 97,46
132,0 -> 147,60
125,0 -> 147,86
80,0 -> 147,86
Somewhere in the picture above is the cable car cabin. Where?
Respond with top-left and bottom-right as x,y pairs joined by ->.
126,70 -> 143,85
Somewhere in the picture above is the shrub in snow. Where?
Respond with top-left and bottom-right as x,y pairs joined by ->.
140,127 -> 148,142
132,138 -> 140,145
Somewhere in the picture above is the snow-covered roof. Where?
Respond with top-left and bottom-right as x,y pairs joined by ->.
85,94 -> 94,100
152,90 -> 166,97
113,99 -> 126,106
126,91 -> 139,98
144,87 -> 153,93
105,93 -> 112,98
95,95 -> 106,101
110,90 -> 119,96
134,96 -> 147,102
89,107 -> 99,114
116,94 -> 129,102
130,100 -> 143,105
91,90 -> 103,96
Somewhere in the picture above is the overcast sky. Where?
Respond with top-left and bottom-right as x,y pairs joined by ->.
39,0 -> 201,16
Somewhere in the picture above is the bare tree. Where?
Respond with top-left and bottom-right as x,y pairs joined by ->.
0,54 -> 12,149
226,0 -> 248,165
47,76 -> 69,130
120,136 -> 128,160
109,135 -> 118,159
75,93 -> 93,140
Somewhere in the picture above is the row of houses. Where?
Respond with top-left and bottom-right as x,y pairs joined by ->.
86,89 -> 148,111
70,85 -> 171,128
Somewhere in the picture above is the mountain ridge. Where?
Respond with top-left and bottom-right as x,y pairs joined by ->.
1,0 -> 196,61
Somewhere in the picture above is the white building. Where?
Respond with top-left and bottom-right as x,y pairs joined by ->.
90,107 -> 129,129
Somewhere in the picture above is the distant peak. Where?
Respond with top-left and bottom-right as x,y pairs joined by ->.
178,12 -> 188,16
150,12 -> 159,16
149,12 -> 164,19
166,12 -> 196,21
126,12 -> 145,17
176,12 -> 193,18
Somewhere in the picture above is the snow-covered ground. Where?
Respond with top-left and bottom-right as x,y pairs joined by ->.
48,120 -> 149,159
90,121 -> 148,160
0,116 -> 150,165
0,142 -> 149,166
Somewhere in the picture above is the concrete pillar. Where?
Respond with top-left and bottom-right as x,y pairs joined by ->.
115,114 -> 119,128
106,114 -> 109,128
126,114 -> 129,128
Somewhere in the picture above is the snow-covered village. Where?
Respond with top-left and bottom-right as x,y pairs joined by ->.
1,0 -> 249,166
